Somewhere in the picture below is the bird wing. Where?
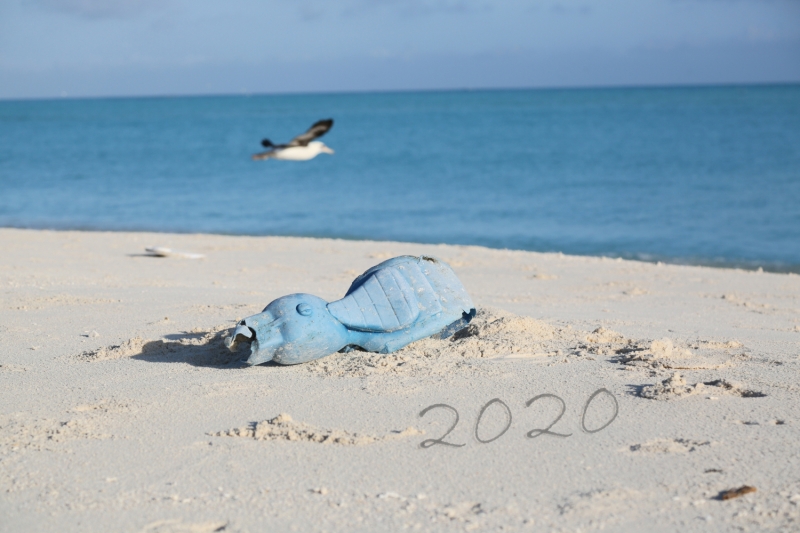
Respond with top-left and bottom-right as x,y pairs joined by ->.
286,119 -> 333,147
252,149 -> 277,160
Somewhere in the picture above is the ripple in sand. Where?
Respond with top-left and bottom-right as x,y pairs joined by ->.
0,415 -> 112,452
628,438 -> 712,454
210,413 -> 422,446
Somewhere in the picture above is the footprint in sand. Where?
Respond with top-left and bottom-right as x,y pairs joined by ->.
139,520 -> 228,533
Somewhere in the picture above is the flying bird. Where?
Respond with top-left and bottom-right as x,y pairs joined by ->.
252,119 -> 335,161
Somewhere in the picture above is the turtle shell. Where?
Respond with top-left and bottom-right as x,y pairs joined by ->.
327,262 -> 443,332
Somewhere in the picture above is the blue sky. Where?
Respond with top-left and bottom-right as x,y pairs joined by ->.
0,0 -> 798,98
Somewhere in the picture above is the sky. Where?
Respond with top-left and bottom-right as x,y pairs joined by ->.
0,0 -> 798,99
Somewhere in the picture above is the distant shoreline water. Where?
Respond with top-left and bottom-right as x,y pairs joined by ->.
3,225 -> 798,275
1,85 -> 798,273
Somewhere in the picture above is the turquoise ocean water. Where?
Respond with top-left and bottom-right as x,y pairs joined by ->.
1,85 -> 798,271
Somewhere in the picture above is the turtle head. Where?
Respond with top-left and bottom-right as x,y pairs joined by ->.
227,294 -> 348,366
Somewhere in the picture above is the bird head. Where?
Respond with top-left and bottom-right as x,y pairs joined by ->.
309,141 -> 334,155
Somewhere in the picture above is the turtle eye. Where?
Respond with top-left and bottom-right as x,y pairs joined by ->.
296,303 -> 313,316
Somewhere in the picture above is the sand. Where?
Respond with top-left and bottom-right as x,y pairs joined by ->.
1,228 -> 799,532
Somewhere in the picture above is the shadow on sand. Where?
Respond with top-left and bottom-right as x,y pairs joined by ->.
130,328 -> 280,369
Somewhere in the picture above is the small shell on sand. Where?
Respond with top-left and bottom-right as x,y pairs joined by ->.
718,486 -> 757,500
144,246 -> 205,259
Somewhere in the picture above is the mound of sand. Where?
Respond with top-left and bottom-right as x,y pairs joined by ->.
614,336 -> 744,370
585,327 -> 628,345
211,413 -> 421,446
638,372 -> 766,400
397,306 -> 572,359
305,307 -> 584,377
76,336 -> 147,362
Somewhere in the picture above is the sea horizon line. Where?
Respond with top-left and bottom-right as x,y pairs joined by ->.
2,80 -> 798,104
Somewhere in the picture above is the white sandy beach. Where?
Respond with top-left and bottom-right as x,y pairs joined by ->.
1,228 -> 799,532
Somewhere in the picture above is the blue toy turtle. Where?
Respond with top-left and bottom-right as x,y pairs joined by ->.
225,255 -> 475,365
